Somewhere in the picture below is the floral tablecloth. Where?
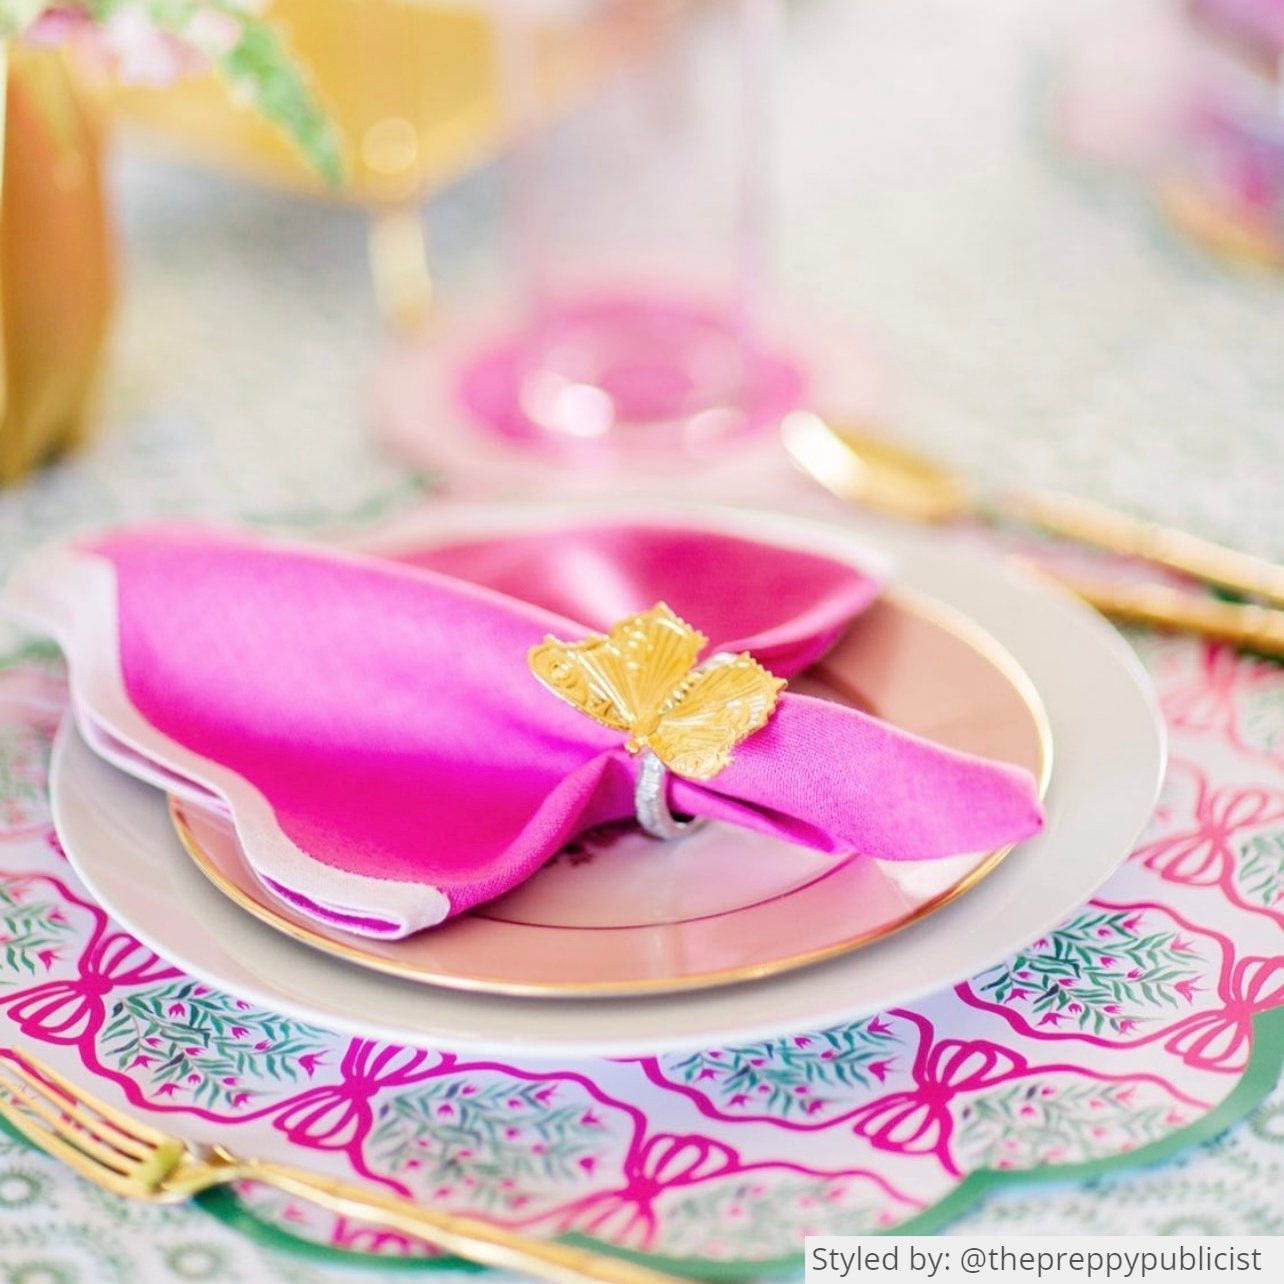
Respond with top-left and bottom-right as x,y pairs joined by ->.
1,0 -> 1282,1279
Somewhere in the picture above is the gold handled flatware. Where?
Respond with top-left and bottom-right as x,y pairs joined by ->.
1003,489 -> 1284,610
1020,567 -> 1284,655
0,1051 -> 689,1284
783,411 -> 1284,658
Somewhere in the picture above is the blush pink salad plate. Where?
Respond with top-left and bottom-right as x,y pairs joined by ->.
168,573 -> 1050,995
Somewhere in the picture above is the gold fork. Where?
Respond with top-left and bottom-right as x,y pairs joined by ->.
0,1051 -> 688,1284
783,412 -> 1284,657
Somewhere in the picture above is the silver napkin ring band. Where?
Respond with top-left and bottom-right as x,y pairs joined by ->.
635,750 -> 703,841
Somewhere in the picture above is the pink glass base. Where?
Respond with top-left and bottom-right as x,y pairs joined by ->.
453,291 -> 808,463
372,292 -> 884,501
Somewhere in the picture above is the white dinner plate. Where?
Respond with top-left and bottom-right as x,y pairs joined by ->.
51,504 -> 1165,1057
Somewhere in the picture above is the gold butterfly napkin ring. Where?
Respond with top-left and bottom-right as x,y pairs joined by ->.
528,603 -> 786,841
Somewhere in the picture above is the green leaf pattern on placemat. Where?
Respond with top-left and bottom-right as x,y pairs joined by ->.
1235,830 -> 1284,912
953,1080 -> 1186,1171
0,724 -> 53,835
1242,683 -> 1284,757
100,981 -> 331,1110
369,1076 -> 615,1217
653,1175 -> 890,1260
974,910 -> 1204,1035
0,882 -> 77,984
666,1018 -> 905,1118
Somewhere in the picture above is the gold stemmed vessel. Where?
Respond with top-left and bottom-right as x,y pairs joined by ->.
783,412 -> 1284,659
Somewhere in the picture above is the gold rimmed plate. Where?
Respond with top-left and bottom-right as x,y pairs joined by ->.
169,584 -> 1051,998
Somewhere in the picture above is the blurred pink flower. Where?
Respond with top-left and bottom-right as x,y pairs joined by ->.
104,7 -> 205,85
22,3 -> 252,86
25,7 -> 94,48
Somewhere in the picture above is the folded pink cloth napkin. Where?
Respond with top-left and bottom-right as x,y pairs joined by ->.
5,521 -> 1044,938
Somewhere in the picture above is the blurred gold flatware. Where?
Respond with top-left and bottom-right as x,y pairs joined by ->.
782,411 -> 1284,606
1019,567 -> 1284,657
782,411 -> 1284,658
0,1051 -> 688,1284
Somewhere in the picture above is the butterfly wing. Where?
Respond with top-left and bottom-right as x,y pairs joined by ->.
529,603 -> 707,736
648,653 -> 786,780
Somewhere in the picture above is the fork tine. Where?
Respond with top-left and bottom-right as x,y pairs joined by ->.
0,1071 -> 141,1177
0,1094 -> 142,1198
1,1054 -> 191,1198
0,1057 -> 156,1160
0,1058 -> 154,1160
0,1052 -> 167,1147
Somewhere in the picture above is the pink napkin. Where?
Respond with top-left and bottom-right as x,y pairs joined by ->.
5,521 -> 1043,938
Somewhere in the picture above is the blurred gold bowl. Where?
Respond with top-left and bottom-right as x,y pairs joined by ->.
109,0 -> 661,204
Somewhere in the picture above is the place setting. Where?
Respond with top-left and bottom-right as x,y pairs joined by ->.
18,500 -> 1079,1037
1,0 -> 1283,1280
2,485 -> 1247,1276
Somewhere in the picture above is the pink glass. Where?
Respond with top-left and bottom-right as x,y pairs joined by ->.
454,0 -> 805,458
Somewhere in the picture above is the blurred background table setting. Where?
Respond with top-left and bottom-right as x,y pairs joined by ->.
0,1 -> 1282,1281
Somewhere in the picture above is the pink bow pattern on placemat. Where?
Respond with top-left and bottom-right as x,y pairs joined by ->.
1134,758 -> 1284,919
4,931 -> 179,1046
848,1033 -> 1025,1172
1163,957 -> 1284,1073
